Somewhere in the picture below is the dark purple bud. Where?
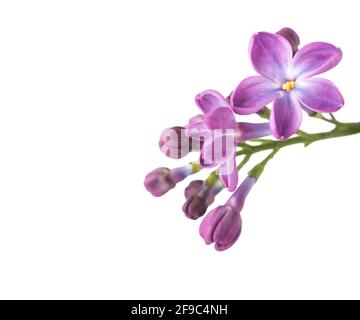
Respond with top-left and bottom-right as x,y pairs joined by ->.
144,165 -> 193,197
184,180 -> 204,199
276,27 -> 300,56
159,126 -> 193,159
182,180 -> 222,220
182,197 -> 207,220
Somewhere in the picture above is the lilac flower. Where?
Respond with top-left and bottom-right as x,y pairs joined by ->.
199,176 -> 256,251
182,180 -> 223,220
231,32 -> 344,140
186,90 -> 270,191
144,164 -> 193,197
159,126 -> 193,159
159,123 -> 204,159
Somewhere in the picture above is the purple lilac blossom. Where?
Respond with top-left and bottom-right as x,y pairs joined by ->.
231,32 -> 344,140
185,90 -> 271,191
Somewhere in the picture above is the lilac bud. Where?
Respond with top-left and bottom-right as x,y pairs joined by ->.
182,197 -> 207,220
276,27 -> 300,56
159,126 -> 193,159
182,180 -> 222,220
199,205 -> 241,251
144,165 -> 193,197
199,176 -> 256,251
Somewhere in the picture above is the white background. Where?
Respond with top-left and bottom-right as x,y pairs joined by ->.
0,0 -> 359,300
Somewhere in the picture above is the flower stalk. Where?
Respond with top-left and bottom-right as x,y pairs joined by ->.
237,121 -> 360,157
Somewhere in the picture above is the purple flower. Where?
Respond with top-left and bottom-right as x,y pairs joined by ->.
199,176 -> 256,251
231,32 -> 344,140
144,165 -> 193,197
182,180 -> 222,220
186,90 -> 270,191
159,126 -> 193,159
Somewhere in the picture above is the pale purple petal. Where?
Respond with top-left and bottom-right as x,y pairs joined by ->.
195,90 -> 229,114
199,134 -> 220,168
231,76 -> 280,115
249,32 -> 292,82
270,93 -> 302,140
236,122 -> 271,143
188,114 -> 205,124
204,107 -> 236,130
200,133 -> 235,168
185,121 -> 208,139
295,78 -> 344,113
219,150 -> 238,192
185,114 -> 209,140
290,42 -> 342,79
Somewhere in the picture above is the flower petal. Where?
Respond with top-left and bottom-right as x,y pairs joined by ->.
213,207 -> 242,251
219,150 -> 238,192
276,27 -> 300,56
295,78 -> 344,113
199,206 -> 226,245
185,114 -> 208,140
236,122 -> 271,142
199,133 -> 220,168
249,32 -> 292,82
290,42 -> 342,79
199,133 -> 235,168
270,93 -> 302,140
204,107 -> 236,130
231,76 -> 280,115
195,90 -> 228,114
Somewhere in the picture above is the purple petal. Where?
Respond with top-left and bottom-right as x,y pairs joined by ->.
249,32 -> 292,82
199,134 -> 220,168
185,114 -> 209,140
213,207 -> 242,251
276,27 -> 300,56
188,114 -> 205,124
270,93 -> 302,140
199,206 -> 227,245
195,90 -> 229,114
231,76 -> 280,115
290,42 -> 342,79
199,133 -> 235,168
204,107 -> 236,130
219,150 -> 238,192
236,122 -> 271,142
295,78 -> 344,113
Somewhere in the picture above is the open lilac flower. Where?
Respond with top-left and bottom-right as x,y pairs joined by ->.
231,32 -> 344,139
186,90 -> 270,191
199,176 -> 256,251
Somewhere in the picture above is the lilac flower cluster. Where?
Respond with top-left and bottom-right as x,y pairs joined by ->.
144,28 -> 344,251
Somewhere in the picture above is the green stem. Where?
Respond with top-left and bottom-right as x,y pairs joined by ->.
237,154 -> 251,170
237,122 -> 360,156
248,149 -> 278,180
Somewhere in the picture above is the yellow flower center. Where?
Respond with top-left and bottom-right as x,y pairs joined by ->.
282,80 -> 296,92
